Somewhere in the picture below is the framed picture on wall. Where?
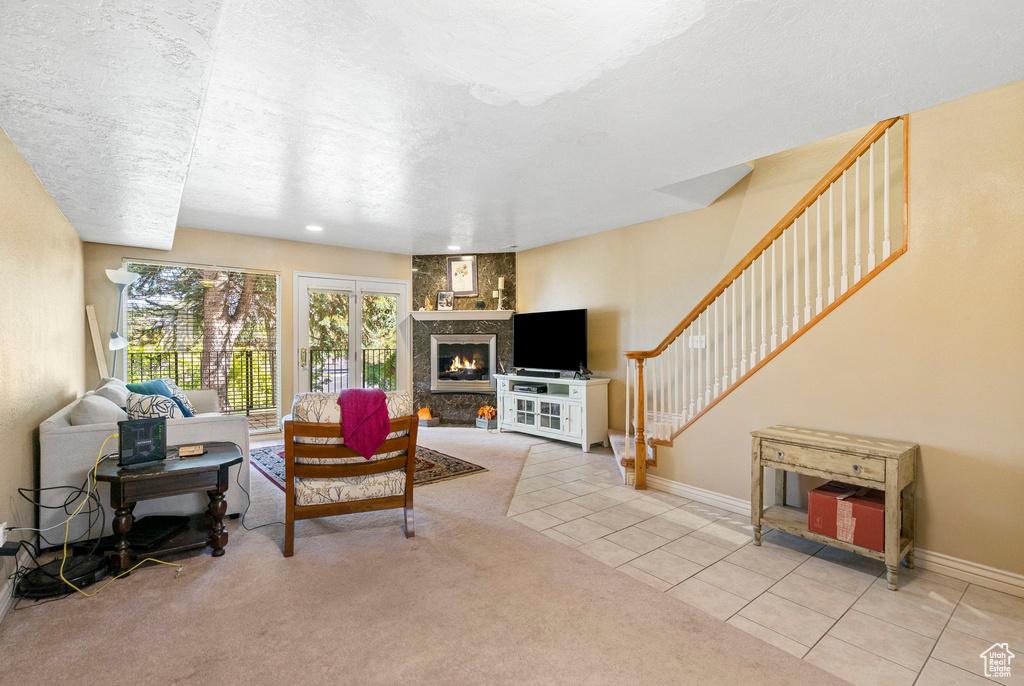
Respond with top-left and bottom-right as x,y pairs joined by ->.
437,290 -> 454,311
446,255 -> 478,296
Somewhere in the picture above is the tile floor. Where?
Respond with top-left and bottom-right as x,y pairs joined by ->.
508,440 -> 1024,686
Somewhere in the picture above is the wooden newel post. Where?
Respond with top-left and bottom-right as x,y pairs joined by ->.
634,358 -> 647,490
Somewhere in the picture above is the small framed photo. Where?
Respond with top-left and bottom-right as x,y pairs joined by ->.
437,290 -> 454,311
447,255 -> 478,296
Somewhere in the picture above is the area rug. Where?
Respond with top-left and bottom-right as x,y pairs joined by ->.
249,444 -> 487,491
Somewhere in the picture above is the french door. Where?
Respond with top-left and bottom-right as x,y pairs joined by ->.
295,273 -> 409,394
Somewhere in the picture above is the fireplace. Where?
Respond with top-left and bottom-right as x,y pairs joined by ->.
430,334 -> 497,393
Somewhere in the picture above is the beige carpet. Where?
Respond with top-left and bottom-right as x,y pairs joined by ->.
0,428 -> 845,685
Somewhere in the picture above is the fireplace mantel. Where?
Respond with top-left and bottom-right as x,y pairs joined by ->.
411,310 -> 514,321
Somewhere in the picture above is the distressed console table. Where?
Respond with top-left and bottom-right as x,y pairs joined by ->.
750,426 -> 918,590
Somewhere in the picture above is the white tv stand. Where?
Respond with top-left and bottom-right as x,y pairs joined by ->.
495,374 -> 610,452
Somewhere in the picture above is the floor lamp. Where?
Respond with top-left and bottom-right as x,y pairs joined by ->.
106,267 -> 140,377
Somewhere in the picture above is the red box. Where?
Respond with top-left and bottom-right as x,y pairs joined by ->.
807,481 -> 887,552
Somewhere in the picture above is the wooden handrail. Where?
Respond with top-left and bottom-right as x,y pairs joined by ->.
625,116 -> 902,361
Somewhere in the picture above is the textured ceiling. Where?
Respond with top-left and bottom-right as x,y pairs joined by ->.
0,0 -> 224,249
3,1 -> 1024,253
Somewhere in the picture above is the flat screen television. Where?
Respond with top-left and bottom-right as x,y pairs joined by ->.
513,309 -> 587,372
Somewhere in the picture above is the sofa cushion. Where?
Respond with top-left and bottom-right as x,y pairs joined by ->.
160,378 -> 197,417
94,380 -> 129,407
125,392 -> 182,420
95,377 -> 128,391
126,379 -> 193,417
70,393 -> 128,425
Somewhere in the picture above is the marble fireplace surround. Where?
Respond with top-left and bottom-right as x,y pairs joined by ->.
412,252 -> 517,424
412,315 -> 513,425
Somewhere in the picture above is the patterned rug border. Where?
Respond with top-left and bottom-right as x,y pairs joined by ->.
249,444 -> 487,491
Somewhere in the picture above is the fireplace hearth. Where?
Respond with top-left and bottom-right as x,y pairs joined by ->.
431,334 -> 496,393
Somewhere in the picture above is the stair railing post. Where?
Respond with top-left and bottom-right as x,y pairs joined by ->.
634,357 -> 648,490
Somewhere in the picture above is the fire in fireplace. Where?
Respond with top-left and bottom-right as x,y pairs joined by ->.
430,334 -> 496,392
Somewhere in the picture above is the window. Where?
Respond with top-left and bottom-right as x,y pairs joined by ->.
124,261 -> 281,433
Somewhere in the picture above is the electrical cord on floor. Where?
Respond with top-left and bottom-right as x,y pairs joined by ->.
56,434 -> 184,598
8,454 -> 112,596
235,459 -> 284,531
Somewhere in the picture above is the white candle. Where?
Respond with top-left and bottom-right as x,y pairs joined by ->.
492,290 -> 499,298
498,277 -> 505,289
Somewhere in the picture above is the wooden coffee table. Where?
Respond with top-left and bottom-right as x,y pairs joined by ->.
94,442 -> 243,572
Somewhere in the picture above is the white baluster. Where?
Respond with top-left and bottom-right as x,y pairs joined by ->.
770,239 -> 778,350
703,310 -> 711,405
625,360 -> 632,464
712,297 -> 720,398
760,253 -> 767,359
661,353 -> 667,440
740,270 -> 747,374
792,220 -> 800,332
721,292 -> 730,391
883,128 -> 891,258
680,330 -> 688,421
828,184 -> 836,304
731,283 -> 738,383
688,324 -> 695,418
815,198 -> 823,314
868,143 -> 876,271
841,170 -> 849,292
781,228 -> 789,340
750,260 -> 758,368
673,339 -> 679,430
650,354 -> 658,440
663,351 -> 669,438
716,294 -> 724,397
855,155 -> 862,281
660,352 -> 666,440
803,213 -> 811,323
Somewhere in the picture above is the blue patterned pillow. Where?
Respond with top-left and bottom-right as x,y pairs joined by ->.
160,378 -> 197,417
125,392 -> 182,420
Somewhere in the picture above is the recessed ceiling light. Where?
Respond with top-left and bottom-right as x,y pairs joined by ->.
447,245 -> 461,251
306,225 -> 323,232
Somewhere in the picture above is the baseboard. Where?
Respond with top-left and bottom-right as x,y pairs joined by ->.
646,474 -> 750,516
0,547 -> 32,627
914,548 -> 1024,598
643,475 -> 1024,597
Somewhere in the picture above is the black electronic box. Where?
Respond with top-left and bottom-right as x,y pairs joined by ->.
117,417 -> 167,468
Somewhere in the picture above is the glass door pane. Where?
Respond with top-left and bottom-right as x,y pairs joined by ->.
516,397 -> 537,426
308,289 -> 351,393
360,293 -> 398,390
539,401 -> 561,431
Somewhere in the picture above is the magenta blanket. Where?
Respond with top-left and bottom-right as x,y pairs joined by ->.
337,388 -> 390,459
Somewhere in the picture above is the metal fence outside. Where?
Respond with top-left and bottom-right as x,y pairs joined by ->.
310,348 -> 396,392
126,349 -> 278,418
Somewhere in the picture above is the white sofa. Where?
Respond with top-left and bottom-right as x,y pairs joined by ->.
38,384 -> 250,546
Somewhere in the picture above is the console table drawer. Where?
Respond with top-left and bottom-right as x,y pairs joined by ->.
761,440 -> 885,483
121,471 -> 220,501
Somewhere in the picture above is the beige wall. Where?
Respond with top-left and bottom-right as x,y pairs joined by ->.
83,227 -> 411,404
0,127 -> 86,578
518,80 -> 1024,574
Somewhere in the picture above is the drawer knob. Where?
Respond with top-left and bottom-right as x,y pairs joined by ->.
852,464 -> 862,473
776,450 -> 785,459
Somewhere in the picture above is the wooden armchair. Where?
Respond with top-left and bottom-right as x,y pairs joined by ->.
282,391 -> 418,557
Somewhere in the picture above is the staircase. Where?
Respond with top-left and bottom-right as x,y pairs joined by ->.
620,116 -> 909,489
